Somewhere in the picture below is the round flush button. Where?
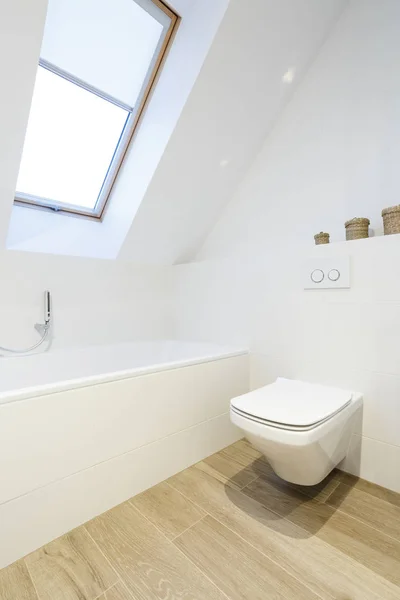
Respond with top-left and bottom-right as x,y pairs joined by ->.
311,269 -> 324,283
328,269 -> 340,282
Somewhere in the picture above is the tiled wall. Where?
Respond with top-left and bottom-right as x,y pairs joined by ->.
172,0 -> 400,493
0,251 -> 173,351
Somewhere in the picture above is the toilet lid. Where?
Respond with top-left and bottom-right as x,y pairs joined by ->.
230,378 -> 353,429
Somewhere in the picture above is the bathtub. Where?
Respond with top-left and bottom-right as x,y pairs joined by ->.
0,341 -> 249,568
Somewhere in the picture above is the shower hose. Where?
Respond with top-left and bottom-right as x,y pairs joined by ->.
0,323 -> 50,354
0,290 -> 51,355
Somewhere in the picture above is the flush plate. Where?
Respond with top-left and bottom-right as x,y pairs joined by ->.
304,256 -> 350,289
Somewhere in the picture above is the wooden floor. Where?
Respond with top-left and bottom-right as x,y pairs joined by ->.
2,440 -> 400,600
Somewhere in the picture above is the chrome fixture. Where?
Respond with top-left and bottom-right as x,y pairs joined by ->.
35,290 -> 51,335
0,290 -> 52,355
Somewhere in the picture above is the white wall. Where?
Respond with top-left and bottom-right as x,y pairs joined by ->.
173,0 -> 400,492
0,251 -> 172,352
0,0 -> 48,245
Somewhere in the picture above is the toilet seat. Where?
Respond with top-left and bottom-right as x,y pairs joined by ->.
230,378 -> 353,432
230,405 -> 350,431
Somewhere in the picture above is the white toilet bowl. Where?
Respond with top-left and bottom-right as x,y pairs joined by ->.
230,378 -> 363,486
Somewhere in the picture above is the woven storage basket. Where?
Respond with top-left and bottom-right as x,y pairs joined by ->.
382,205 -> 400,235
345,217 -> 370,241
314,232 -> 330,245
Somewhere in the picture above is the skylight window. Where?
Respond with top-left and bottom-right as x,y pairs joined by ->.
15,0 -> 178,218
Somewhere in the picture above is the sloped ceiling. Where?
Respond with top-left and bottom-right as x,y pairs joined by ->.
119,0 -> 349,265
5,0 -> 230,260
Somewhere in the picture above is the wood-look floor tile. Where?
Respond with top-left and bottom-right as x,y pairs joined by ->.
223,439 -> 262,463
326,482 -> 400,541
243,473 -> 336,531
244,476 -> 400,589
336,471 -> 400,508
3,440 -> 400,600
97,581 -> 135,600
168,464 -> 400,600
219,439 -> 277,479
25,526 -> 118,600
292,475 -> 341,503
222,440 -> 340,501
219,439 -> 264,468
85,500 -> 227,600
196,451 -> 258,490
174,514 -> 318,600
130,480 -> 205,539
0,561 -> 38,600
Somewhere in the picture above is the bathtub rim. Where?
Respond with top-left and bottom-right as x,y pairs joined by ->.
0,346 -> 249,406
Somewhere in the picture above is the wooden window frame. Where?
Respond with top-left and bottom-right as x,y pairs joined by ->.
14,0 -> 180,221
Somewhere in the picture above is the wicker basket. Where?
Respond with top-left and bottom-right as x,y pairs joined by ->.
314,232 -> 330,245
345,217 -> 370,241
382,205 -> 400,235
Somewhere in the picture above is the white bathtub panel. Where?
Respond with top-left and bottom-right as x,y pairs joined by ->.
0,355 -> 248,504
0,413 -> 241,569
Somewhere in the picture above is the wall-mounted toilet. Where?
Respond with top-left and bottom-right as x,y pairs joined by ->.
230,378 -> 362,486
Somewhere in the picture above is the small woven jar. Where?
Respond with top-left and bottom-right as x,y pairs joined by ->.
382,205 -> 400,235
345,217 -> 370,241
314,232 -> 330,245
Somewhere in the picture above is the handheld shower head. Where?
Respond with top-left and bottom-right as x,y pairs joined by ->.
45,290 -> 51,325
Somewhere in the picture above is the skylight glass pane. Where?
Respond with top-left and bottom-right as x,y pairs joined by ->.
16,67 -> 129,210
40,0 -> 167,106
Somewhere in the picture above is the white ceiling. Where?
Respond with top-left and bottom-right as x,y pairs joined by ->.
2,0 -> 349,264
119,0 -> 349,264
6,0 -> 229,259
